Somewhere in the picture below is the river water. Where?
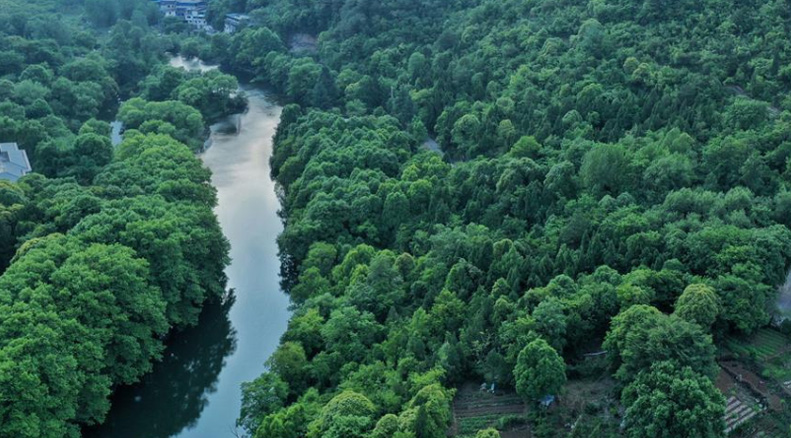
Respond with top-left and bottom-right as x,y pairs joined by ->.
777,271 -> 791,321
86,60 -> 289,437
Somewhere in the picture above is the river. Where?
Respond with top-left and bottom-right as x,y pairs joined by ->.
86,59 -> 290,437
777,271 -> 791,322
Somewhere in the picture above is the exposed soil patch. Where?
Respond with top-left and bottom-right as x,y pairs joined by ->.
563,376 -> 616,415
721,361 -> 782,412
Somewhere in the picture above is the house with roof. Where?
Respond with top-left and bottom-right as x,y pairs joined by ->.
224,13 -> 250,33
152,0 -> 178,17
185,9 -> 207,28
0,143 -> 32,182
150,0 -> 209,29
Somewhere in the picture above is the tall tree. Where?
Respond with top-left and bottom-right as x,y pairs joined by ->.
514,338 -> 566,401
622,361 -> 725,438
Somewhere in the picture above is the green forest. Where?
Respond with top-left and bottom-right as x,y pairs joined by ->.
2,0 -> 791,437
212,0 -> 791,437
0,1 -> 243,436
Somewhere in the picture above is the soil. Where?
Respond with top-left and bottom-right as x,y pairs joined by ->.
451,382 -> 528,436
720,361 -> 783,412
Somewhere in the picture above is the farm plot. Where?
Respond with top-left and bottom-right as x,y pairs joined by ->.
724,395 -> 761,434
725,329 -> 790,362
451,383 -> 528,437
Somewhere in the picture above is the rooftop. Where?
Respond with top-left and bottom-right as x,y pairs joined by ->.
0,143 -> 32,182
226,13 -> 250,20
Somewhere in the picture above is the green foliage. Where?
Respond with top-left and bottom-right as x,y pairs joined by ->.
238,372 -> 289,433
0,235 -> 168,436
509,136 -> 541,159
674,284 -> 721,329
7,0 -> 789,436
475,428 -> 501,438
0,181 -> 26,270
142,66 -> 246,122
219,0 -> 791,436
0,3 -> 229,433
406,384 -> 454,438
0,129 -> 227,435
622,361 -> 725,438
254,389 -> 321,438
532,298 -> 568,352
580,144 -> 632,196
266,341 -> 309,395
604,305 -> 718,384
514,338 -> 567,401
117,98 -> 206,151
371,413 -> 400,438
307,390 -> 376,438
84,0 -> 155,28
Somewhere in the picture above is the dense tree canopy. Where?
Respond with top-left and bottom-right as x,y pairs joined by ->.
621,361 -> 726,438
514,338 -> 567,401
221,0 -> 791,437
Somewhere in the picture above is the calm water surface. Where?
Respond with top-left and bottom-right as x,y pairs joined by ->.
87,60 -> 289,438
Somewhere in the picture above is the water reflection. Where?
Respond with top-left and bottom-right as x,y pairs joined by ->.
110,120 -> 123,147
85,296 -> 237,438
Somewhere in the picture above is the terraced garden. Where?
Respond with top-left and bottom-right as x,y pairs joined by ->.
721,328 -> 791,436
451,383 -> 528,437
725,329 -> 790,362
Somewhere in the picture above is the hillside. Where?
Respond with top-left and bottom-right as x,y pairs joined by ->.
203,0 -> 791,437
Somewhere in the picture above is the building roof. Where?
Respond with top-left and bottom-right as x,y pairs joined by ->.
226,13 -> 250,20
0,143 -> 32,182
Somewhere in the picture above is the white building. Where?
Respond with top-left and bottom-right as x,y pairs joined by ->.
151,0 -> 208,29
185,9 -> 207,27
0,143 -> 32,182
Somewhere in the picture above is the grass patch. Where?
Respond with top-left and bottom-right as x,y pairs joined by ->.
725,328 -> 789,361
457,414 -> 530,437
458,414 -> 506,435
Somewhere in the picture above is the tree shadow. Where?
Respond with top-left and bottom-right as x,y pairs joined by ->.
84,292 -> 238,438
